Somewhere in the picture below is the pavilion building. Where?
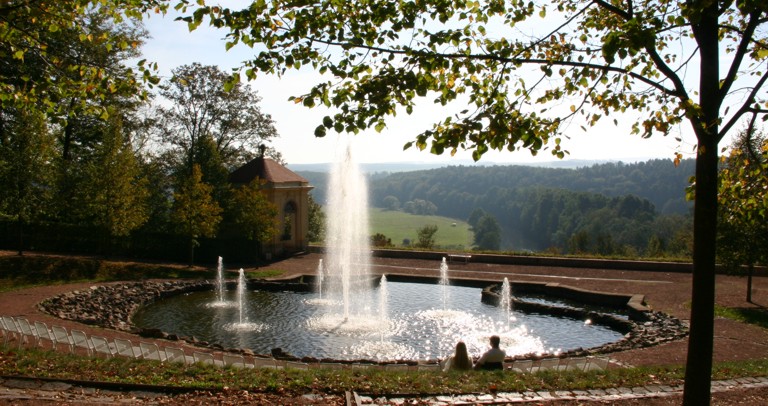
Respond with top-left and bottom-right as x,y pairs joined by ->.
229,155 -> 313,259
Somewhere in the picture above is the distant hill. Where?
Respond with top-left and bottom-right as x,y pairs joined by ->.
300,158 -> 696,253
288,159 -> 606,174
300,158 -> 695,215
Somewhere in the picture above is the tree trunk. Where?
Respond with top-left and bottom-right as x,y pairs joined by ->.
683,144 -> 718,405
683,2 -> 720,404
747,263 -> 754,303
683,2 -> 722,406
16,217 -> 24,256
188,237 -> 196,268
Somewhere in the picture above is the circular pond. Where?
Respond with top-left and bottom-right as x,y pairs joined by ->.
132,281 -> 625,361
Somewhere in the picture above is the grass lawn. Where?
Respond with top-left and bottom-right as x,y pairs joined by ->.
369,208 -> 473,250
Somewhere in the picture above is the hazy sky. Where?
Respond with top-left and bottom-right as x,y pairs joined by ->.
140,10 -> 701,166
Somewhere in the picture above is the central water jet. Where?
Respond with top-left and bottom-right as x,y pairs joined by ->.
325,139 -> 372,321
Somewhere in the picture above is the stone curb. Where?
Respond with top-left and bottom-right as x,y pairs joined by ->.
354,376 -> 768,404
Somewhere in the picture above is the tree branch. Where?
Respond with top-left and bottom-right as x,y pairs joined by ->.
719,72 -> 768,139
592,0 -> 632,20
300,31 -> 680,97
719,11 -> 761,101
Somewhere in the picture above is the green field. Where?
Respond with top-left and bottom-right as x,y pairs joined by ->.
369,208 -> 473,250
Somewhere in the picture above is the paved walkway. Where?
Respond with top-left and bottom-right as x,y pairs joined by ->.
2,375 -> 768,404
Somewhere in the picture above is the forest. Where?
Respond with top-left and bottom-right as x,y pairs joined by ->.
300,158 -> 696,257
0,9 -> 282,264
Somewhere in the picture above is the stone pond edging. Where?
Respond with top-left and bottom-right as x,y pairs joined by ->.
38,278 -> 689,364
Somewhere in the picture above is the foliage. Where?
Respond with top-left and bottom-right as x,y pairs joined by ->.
370,233 -> 393,247
467,208 -> 488,229
170,164 -> 222,265
382,195 -> 400,211
717,127 -> 768,301
82,113 -> 150,243
717,128 -> 768,270
307,194 -> 325,243
0,1 -> 159,117
0,254 -> 213,292
226,179 -> 279,242
0,108 -> 55,245
414,224 -> 439,249
402,199 -> 438,215
371,160 -> 695,217
156,63 -> 280,173
473,214 -> 501,251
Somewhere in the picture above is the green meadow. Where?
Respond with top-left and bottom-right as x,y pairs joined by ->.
369,208 -> 473,250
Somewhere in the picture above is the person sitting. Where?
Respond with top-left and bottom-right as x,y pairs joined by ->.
442,341 -> 473,371
474,335 -> 506,370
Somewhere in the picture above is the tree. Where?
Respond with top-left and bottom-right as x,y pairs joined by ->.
403,199 -> 438,215
81,113 -> 150,253
414,224 -> 439,249
0,4 -> 154,228
371,233 -> 393,247
467,208 -> 488,229
156,63 -> 280,174
190,2 -> 768,401
382,195 -> 400,211
307,195 -> 325,243
0,107 -> 55,254
226,179 -> 279,243
473,214 -> 501,251
0,1 -> 159,117
170,164 -> 222,266
717,126 -> 768,302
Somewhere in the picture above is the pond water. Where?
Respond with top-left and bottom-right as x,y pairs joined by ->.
132,281 -> 624,361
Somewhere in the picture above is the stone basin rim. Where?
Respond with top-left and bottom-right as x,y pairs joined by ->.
38,276 -> 689,365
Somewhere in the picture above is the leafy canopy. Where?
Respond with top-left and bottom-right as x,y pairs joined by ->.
180,0 -> 767,160
0,0 -> 165,116
717,127 -> 768,268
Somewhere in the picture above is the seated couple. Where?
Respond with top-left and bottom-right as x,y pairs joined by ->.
442,335 -> 506,371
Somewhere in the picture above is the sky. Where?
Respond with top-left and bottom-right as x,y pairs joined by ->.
139,10 -> 701,166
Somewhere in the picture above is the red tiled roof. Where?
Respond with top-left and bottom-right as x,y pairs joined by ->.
229,158 -> 309,185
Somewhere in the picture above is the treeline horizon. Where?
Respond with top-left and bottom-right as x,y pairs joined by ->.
300,158 -> 695,258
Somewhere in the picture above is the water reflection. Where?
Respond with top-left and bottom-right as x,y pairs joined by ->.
132,282 -> 624,361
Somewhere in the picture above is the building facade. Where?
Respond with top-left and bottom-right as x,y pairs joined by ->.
229,157 -> 313,258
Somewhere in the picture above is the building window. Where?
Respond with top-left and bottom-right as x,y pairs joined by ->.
282,201 -> 297,241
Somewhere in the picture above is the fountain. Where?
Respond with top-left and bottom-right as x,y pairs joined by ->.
222,269 -> 264,332
207,256 -> 233,308
216,256 -> 225,302
379,275 -> 388,322
500,277 -> 513,329
237,268 -> 246,324
316,259 -> 325,300
130,137 -> 631,361
439,257 -> 450,310
324,139 -> 372,321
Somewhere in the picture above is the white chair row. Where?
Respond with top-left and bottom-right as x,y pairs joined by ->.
1,315 -> 65,349
2,316 -> 614,374
0,315 -> 283,368
506,355 -> 612,373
